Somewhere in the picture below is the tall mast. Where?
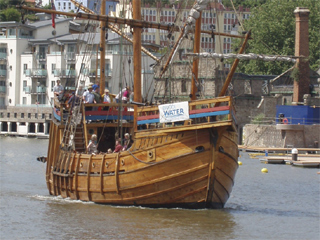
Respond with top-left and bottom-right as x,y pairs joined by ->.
191,15 -> 202,101
133,0 -> 142,131
99,0 -> 106,94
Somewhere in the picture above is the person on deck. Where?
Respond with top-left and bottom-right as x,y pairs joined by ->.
76,85 -> 84,98
103,89 -> 113,111
87,134 -> 98,154
115,87 -> 130,103
67,92 -> 80,112
122,133 -> 132,151
103,89 -> 113,103
53,79 -> 64,102
92,85 -> 101,111
93,85 -> 101,102
83,84 -> 96,111
113,140 -> 123,153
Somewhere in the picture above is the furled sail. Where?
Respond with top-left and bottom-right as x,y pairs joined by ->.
185,52 -> 298,63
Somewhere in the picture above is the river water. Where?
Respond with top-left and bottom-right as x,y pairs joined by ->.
0,136 -> 319,239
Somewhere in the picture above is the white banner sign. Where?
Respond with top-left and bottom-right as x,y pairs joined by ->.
158,101 -> 189,123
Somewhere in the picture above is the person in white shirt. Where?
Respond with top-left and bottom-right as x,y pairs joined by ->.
53,79 -> 64,101
83,85 -> 96,111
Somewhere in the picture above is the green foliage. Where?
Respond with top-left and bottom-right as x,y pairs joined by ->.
290,66 -> 300,82
0,0 -> 22,22
142,0 -> 170,7
0,8 -> 20,21
222,0 -> 267,8
252,113 -> 265,124
25,14 -> 39,22
233,0 -> 320,75
0,0 -> 22,9
43,4 -> 52,10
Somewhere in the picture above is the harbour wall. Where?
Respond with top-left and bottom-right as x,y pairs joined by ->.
242,124 -> 320,148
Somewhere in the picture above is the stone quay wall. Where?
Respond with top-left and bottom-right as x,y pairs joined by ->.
243,124 -> 320,148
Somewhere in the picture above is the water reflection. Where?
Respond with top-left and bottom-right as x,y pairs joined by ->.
38,197 -> 237,239
1,137 -> 319,239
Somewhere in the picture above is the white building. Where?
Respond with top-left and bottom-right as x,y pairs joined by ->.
0,17 -> 158,137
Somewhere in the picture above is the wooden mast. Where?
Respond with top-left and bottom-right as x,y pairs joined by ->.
191,14 -> 202,101
133,0 -> 142,131
218,30 -> 251,97
99,0 -> 106,94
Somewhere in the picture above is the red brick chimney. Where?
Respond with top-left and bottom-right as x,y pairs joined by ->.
293,7 -> 310,103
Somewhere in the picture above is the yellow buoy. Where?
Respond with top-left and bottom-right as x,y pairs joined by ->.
261,168 -> 268,173
238,161 -> 242,165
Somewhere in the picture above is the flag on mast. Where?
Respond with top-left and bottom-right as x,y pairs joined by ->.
51,0 -> 56,28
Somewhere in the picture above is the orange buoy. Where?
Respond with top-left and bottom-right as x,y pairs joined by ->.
283,118 -> 288,124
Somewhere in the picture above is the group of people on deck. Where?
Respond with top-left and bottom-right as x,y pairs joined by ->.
53,79 -> 132,111
87,133 -> 132,155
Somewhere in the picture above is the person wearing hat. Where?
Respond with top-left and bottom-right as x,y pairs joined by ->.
83,84 -> 96,111
103,88 -> 113,111
53,79 -> 64,101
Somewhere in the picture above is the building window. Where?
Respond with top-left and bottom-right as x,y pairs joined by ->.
42,113 -> 45,119
28,113 -> 31,118
7,112 -> 10,118
35,113 -> 38,119
14,113 -> 17,118
23,80 -> 27,91
23,64 -> 27,74
52,63 -> 56,74
23,97 -> 26,105
80,63 -> 85,74
181,80 -> 187,93
21,113 -> 24,118
51,81 -> 55,91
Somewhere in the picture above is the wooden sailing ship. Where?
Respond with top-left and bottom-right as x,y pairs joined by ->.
20,0 -> 243,209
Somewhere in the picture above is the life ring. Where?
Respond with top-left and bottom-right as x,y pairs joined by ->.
283,118 -> 288,124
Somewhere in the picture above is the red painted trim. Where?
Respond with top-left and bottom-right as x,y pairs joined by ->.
85,110 -> 133,116
190,106 -> 229,114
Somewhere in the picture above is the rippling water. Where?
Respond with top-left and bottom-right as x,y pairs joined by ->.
1,136 -> 319,239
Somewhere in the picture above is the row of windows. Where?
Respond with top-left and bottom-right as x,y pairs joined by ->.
224,24 -> 236,32
224,13 -> 250,20
201,37 -> 214,43
4,112 -> 50,119
142,10 -> 217,18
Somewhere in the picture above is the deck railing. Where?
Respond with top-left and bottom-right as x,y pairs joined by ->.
136,96 -> 235,129
52,97 -> 236,129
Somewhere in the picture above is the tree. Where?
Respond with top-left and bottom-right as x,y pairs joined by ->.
0,0 -> 22,22
222,0 -> 267,8
0,8 -> 20,22
232,0 -> 320,75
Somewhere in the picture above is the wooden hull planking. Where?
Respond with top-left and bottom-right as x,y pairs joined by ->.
46,122 -> 238,209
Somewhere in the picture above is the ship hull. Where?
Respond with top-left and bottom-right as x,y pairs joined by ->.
46,121 -> 238,209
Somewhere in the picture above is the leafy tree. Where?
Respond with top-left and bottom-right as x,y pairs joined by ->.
222,0 -> 267,8
0,0 -> 22,22
233,0 -> 320,75
0,8 -> 20,21
43,4 -> 52,10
